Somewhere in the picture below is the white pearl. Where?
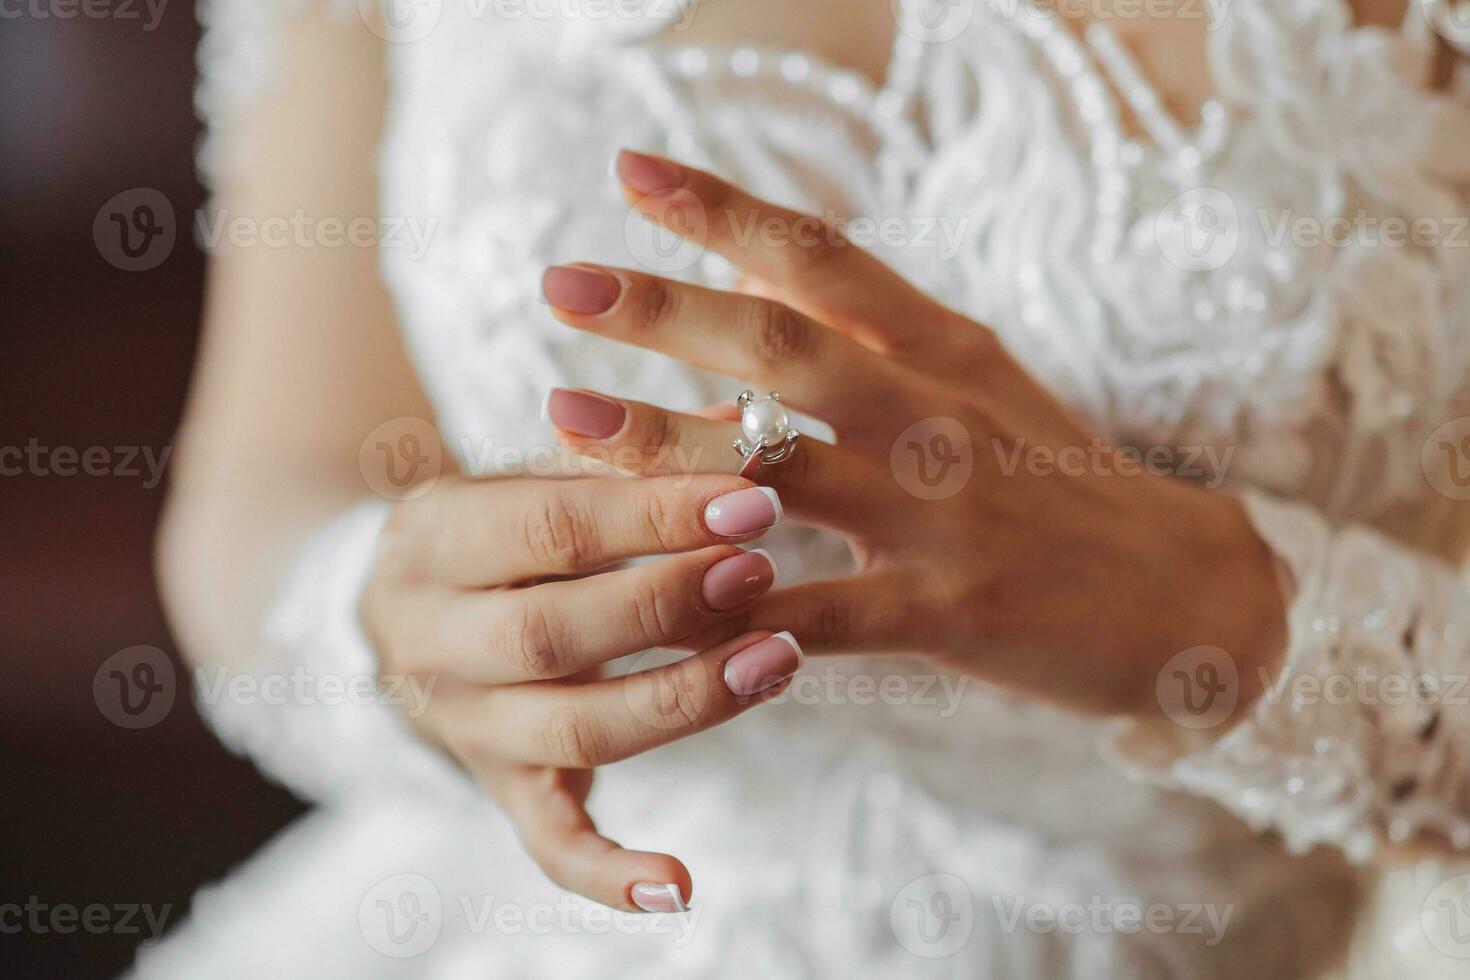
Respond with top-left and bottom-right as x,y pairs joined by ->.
676,48 -> 708,77
741,396 -> 790,448
731,48 -> 760,77
780,53 -> 810,82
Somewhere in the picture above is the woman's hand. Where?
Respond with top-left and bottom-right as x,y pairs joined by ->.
537,150 -> 1288,719
361,471 -> 801,911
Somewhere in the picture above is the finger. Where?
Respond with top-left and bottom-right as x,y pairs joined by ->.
614,148 -> 971,358
492,766 -> 692,913
546,388 -> 896,525
681,572 -> 927,656
437,545 -> 778,683
405,474 -> 775,586
693,401 -> 740,421
467,630 -> 803,768
540,263 -> 915,428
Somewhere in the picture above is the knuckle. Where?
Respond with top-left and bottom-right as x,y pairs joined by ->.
640,491 -> 684,553
625,577 -> 684,646
646,661 -> 710,730
749,302 -> 814,365
541,705 -> 608,769
639,406 -> 678,458
812,596 -> 853,649
959,321 -> 1007,376
501,599 -> 566,680
632,276 -> 680,333
785,223 -> 847,275
698,174 -> 735,215
521,493 -> 592,573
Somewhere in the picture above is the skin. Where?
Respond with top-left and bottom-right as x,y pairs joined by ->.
547,152 -> 1289,718
158,0 -> 1434,915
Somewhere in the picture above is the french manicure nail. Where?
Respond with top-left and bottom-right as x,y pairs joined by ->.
616,149 -> 685,195
704,487 -> 782,537
702,549 -> 777,611
631,882 -> 688,913
542,265 -> 622,314
543,388 -> 627,438
723,631 -> 804,697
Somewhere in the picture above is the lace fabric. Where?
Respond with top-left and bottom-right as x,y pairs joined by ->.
160,0 -> 1470,976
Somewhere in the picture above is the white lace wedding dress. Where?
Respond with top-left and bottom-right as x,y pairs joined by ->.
135,0 -> 1470,976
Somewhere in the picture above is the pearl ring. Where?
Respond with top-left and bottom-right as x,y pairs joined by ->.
733,389 -> 800,479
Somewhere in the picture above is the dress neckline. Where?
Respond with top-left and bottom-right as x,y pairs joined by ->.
638,0 -> 924,111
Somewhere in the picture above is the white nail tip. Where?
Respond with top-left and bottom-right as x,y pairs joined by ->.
539,389 -> 553,424
772,630 -> 804,669
756,486 -> 783,522
748,547 -> 778,579
632,882 -> 688,913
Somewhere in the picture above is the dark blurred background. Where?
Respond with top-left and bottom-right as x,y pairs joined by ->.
1,3 -> 306,975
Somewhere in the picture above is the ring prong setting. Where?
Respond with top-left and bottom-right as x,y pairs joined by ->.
733,390 -> 799,476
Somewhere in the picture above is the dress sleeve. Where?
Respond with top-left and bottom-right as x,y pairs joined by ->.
1109,488 -> 1470,863
193,501 -> 479,804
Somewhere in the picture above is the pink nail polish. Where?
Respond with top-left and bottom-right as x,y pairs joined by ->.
616,149 -> 685,195
724,631 -> 803,697
704,487 -> 782,537
544,388 -> 627,438
702,549 -> 776,611
631,882 -> 688,913
542,265 -> 622,314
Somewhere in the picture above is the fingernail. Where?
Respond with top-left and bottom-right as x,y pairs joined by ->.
543,388 -> 627,438
724,631 -> 803,697
703,487 -> 782,537
631,882 -> 688,913
702,548 -> 777,611
542,265 -> 622,314
616,149 -> 685,195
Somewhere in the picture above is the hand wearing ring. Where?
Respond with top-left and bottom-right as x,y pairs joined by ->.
539,149 -> 1290,720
